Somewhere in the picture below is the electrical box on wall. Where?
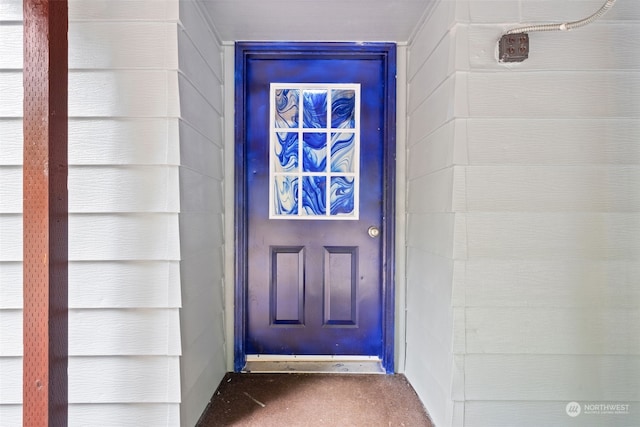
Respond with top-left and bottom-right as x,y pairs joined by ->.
499,33 -> 529,62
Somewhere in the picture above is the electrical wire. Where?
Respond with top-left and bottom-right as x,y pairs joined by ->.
505,0 -> 617,35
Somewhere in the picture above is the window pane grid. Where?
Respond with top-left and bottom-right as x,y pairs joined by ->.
270,83 -> 360,220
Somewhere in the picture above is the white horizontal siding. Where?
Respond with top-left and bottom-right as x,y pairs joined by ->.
0,261 -> 178,310
180,319 -> 225,388
0,118 -> 181,166
177,2 -> 227,426
466,118 -> 640,165
0,72 -> 21,117
179,56 -> 223,122
466,166 -> 640,212
68,0 -> 178,22
49,2 -> 183,424
69,261 -> 181,308
520,0 -> 640,22
407,168 -> 455,212
69,403 -> 180,427
0,262 -> 20,309
466,307 -> 640,355
0,3 -> 20,419
467,0 -> 519,23
407,167 -> 466,213
0,0 -> 20,21
1,309 -> 181,357
407,1 -> 640,426
0,214 -> 20,261
406,213 -> 456,256
407,213 -> 467,262
0,23 -> 21,69
0,358 -> 21,404
0,22 -> 180,70
0,119 -> 21,165
469,24 -> 640,70
179,121 -> 224,179
69,356 -> 180,403
178,251 -> 223,304
0,166 -> 20,213
177,40 -> 223,117
1,71 -> 181,118
70,71 -> 180,117
404,2 -> 467,426
0,165 -> 187,214
465,401 -> 639,427
178,213 -> 223,259
0,166 -> 179,213
406,250 -> 457,342
408,28 -> 459,112
69,214 -> 180,260
0,310 -> 21,357
468,72 -> 640,118
70,22 -> 178,69
0,404 -> 21,427
1,1 -> 186,423
465,354 -> 640,401
407,0 -> 462,79
465,213 -> 640,260
69,166 -> 180,213
70,309 -> 181,356
407,120 -> 468,178
70,119 -> 180,165
463,259 -> 640,308
408,74 -> 467,144
404,337 -> 452,425
178,76 -> 222,132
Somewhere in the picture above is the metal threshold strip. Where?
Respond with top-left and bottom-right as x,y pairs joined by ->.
244,355 -> 386,374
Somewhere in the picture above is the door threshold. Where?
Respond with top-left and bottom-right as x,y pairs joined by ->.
243,355 -> 386,374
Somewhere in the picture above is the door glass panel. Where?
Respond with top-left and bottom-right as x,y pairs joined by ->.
273,175 -> 298,215
302,132 -> 327,172
274,89 -> 299,128
330,132 -> 355,173
331,89 -> 356,129
274,132 -> 299,172
270,83 -> 360,220
302,89 -> 328,128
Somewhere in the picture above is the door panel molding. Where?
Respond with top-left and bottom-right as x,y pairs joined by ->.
234,42 -> 396,372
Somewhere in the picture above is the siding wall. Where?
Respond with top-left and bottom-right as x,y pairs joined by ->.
0,2 -> 23,424
177,2 -> 227,426
68,1 -> 183,424
406,1 -> 640,426
404,1 -> 466,425
1,0 -> 186,425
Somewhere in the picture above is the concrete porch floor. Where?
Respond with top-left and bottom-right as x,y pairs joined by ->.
196,372 -> 434,426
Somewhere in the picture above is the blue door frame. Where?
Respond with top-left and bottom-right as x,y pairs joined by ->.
234,42 -> 397,373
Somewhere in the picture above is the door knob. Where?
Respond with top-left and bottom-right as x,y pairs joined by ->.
368,226 -> 380,238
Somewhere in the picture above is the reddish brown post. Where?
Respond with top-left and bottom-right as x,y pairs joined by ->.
23,0 -> 68,425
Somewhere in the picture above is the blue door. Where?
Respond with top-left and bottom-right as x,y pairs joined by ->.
235,42 -> 396,372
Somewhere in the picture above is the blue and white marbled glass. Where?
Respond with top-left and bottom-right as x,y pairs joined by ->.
302,132 -> 327,173
301,175 -> 327,215
273,175 -> 299,215
330,176 -> 355,215
274,89 -> 299,129
270,84 -> 359,219
330,132 -> 355,173
275,132 -> 299,173
302,90 -> 328,129
331,89 -> 355,129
